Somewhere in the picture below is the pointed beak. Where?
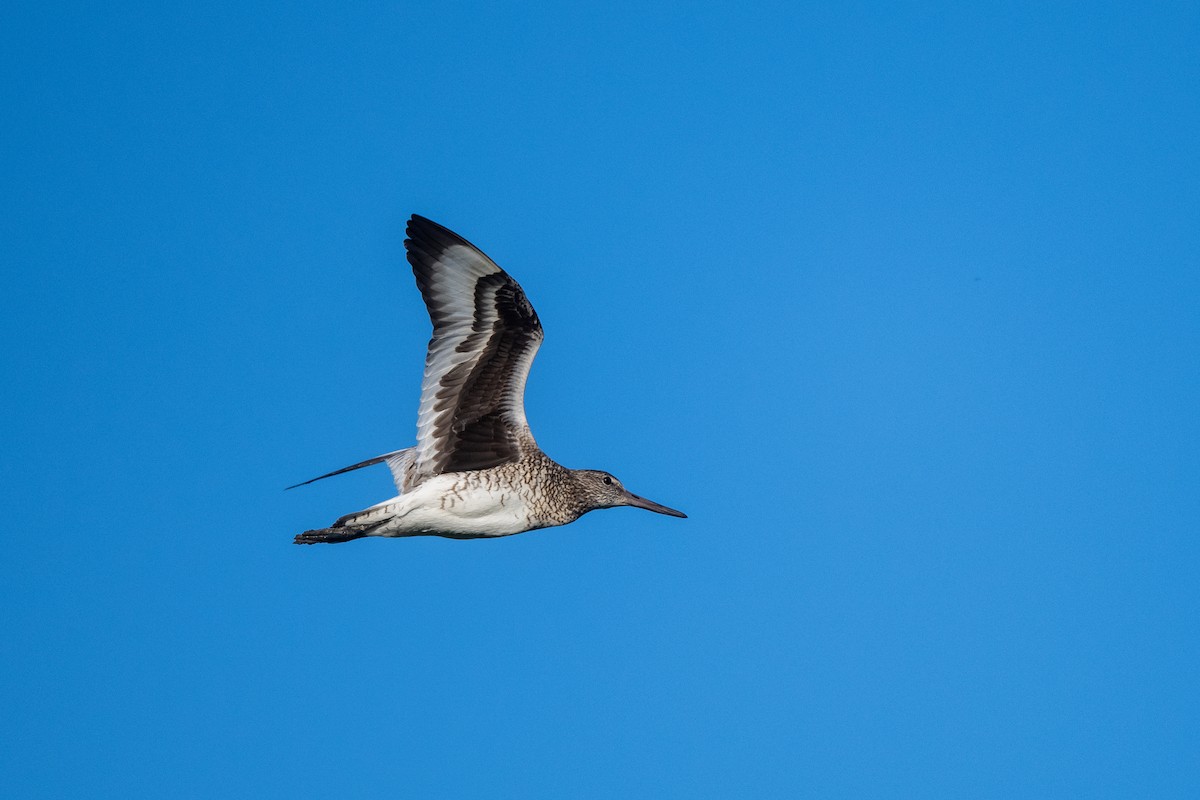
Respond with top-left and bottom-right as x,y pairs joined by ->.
623,490 -> 687,518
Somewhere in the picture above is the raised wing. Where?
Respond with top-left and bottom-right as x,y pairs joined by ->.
404,215 -> 544,484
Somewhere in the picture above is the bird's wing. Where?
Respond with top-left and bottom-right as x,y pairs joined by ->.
285,447 -> 416,493
404,215 -> 544,485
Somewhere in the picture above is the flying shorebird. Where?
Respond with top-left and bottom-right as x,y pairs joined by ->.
292,214 -> 686,544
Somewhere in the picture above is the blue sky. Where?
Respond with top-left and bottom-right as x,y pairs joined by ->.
3,1 -> 1198,796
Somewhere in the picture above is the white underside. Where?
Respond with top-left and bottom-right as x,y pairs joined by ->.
353,473 -> 538,538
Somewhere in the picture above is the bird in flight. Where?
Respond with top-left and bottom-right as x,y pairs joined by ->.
292,215 -> 685,544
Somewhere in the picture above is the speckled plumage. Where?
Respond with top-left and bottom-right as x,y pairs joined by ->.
292,215 -> 685,544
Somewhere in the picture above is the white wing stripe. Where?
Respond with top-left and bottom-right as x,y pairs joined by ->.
404,217 -> 544,482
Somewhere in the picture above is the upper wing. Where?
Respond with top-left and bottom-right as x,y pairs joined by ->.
404,215 -> 544,484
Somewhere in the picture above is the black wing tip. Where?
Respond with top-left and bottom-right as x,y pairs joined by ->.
284,454 -> 393,491
406,214 -> 460,247
404,214 -> 497,263
406,213 -> 436,236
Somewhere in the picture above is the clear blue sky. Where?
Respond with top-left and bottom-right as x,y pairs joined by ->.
3,1 -> 1197,797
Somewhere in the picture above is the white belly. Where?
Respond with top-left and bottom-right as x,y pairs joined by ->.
367,473 -> 537,538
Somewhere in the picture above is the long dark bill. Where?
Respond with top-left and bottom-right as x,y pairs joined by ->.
624,491 -> 687,518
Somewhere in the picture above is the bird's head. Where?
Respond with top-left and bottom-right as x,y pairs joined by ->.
573,470 -> 687,518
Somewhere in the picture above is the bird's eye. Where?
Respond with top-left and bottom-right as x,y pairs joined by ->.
603,476 -> 613,485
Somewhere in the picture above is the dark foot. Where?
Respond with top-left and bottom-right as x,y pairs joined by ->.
294,527 -> 369,545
